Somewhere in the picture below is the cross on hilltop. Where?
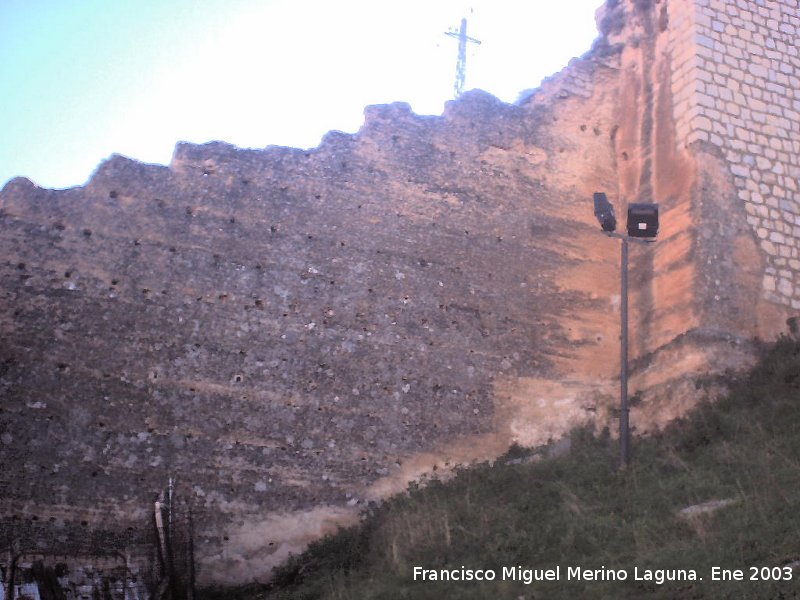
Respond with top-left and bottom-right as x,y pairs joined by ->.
445,17 -> 481,98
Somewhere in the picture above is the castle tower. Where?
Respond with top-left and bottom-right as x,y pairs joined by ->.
583,0 -> 800,417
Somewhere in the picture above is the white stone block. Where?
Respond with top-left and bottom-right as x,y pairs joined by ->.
778,278 -> 794,296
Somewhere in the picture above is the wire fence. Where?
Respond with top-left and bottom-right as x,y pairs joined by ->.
1,479 -> 195,600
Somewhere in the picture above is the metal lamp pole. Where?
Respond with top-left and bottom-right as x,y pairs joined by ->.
619,235 -> 630,468
606,232 -> 631,468
593,193 -> 658,470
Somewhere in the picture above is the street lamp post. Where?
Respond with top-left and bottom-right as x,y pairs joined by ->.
620,234 -> 630,467
593,193 -> 659,468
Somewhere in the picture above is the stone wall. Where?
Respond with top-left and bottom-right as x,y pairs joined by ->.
676,0 -> 800,309
1,0 -> 799,587
587,0 -> 798,428
0,83 -> 623,583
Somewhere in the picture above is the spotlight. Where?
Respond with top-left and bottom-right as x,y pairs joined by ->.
626,203 -> 659,239
593,192 -> 617,232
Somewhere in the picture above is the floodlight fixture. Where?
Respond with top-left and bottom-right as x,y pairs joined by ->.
627,203 -> 659,239
593,192 -> 617,233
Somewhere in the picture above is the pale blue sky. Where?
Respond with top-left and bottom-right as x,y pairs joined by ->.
0,0 -> 602,190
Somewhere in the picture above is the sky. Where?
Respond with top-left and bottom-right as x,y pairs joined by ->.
0,0 -> 602,190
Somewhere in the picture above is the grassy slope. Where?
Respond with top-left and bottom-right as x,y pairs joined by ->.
202,338 -> 800,599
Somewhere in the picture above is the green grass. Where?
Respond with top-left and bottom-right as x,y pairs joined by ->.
200,337 -> 800,599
